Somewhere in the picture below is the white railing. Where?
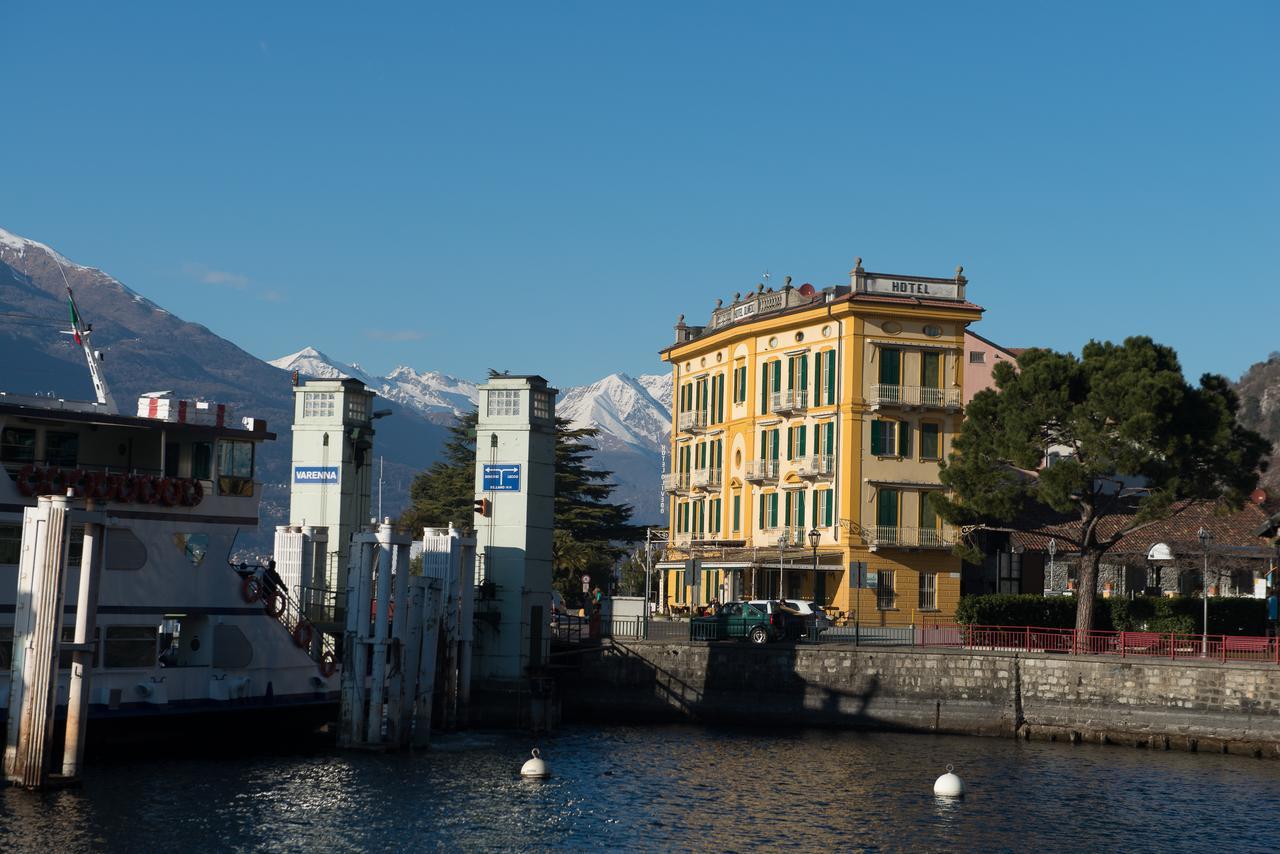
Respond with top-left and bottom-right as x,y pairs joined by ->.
869,385 -> 962,408
661,473 -> 690,493
770,388 -> 808,413
863,525 -> 954,549
745,460 -> 779,482
796,454 -> 834,478
677,411 -> 709,432
690,468 -> 723,491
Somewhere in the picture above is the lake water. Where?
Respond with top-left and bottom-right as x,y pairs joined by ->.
1,725 -> 1277,852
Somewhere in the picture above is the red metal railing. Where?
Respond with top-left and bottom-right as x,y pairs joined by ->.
919,624 -> 1280,664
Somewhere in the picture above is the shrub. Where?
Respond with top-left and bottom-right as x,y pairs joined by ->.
958,594 -> 1267,636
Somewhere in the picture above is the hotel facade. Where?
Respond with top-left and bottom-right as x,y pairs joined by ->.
657,260 -> 983,626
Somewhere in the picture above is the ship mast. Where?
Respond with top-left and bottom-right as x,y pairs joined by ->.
63,284 -> 118,413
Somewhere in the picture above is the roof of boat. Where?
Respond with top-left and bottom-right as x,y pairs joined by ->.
0,394 -> 275,441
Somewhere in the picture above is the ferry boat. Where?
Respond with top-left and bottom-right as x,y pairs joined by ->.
0,290 -> 337,743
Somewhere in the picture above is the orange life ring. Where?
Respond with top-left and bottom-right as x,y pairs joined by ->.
45,468 -> 67,496
15,464 -> 42,496
318,651 -> 337,678
293,621 -> 314,649
157,477 -> 180,506
264,589 -> 286,618
114,474 -> 136,503
86,471 -> 114,501
241,575 -> 263,603
134,475 -> 157,504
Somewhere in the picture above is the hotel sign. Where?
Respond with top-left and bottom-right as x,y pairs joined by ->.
863,276 -> 960,301
731,301 -> 759,321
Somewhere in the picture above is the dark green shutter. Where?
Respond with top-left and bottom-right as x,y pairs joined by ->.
733,495 -> 740,530
771,429 -> 779,461
826,350 -> 836,404
899,421 -> 911,458
800,355 -> 808,398
769,493 -> 778,527
799,425 -> 807,457
761,364 -> 769,413
871,421 -> 885,455
879,348 -> 901,385
825,421 -> 834,454
796,491 -> 805,531
784,493 -> 792,526
787,428 -> 793,460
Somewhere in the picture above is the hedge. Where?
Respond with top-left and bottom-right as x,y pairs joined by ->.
955,594 -> 1268,636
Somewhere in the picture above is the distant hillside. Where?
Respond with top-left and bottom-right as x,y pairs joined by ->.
1236,352 -> 1280,495
0,226 -> 449,549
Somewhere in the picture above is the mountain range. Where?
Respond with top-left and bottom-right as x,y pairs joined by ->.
0,226 -> 671,543
270,347 -> 673,516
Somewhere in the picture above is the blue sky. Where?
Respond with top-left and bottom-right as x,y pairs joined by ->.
3,2 -> 1276,388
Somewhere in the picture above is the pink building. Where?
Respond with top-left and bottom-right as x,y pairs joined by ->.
963,330 -> 1024,403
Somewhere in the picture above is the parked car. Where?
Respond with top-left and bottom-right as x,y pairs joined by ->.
692,601 -> 783,644
747,599 -> 828,637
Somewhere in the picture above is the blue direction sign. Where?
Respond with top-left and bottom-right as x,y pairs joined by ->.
482,464 -> 522,492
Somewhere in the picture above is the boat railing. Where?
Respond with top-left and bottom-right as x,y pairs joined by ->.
234,563 -> 335,666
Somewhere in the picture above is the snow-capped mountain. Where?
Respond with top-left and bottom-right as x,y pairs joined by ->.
557,372 -> 670,452
275,347 -> 674,518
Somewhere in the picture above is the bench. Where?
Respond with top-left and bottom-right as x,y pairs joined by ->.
1223,636 -> 1272,659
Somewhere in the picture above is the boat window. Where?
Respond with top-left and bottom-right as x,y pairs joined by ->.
104,527 -> 147,571
0,626 -> 10,670
58,626 -> 100,670
212,624 -> 254,669
217,439 -> 255,497
164,442 -> 180,477
192,442 -> 213,480
104,625 -> 158,669
0,524 -> 19,564
1,427 -> 36,473
45,431 -> 79,467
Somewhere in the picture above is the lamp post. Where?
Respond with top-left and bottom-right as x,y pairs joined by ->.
778,532 -> 787,600
1198,527 -> 1212,657
808,528 -> 821,606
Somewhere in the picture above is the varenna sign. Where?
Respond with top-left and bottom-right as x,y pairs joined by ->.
294,466 -> 339,484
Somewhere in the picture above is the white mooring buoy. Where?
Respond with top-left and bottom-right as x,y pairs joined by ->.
520,748 -> 550,779
933,764 -> 964,797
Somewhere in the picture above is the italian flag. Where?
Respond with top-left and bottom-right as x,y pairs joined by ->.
68,297 -> 81,345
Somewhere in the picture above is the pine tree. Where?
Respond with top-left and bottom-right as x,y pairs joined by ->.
398,410 -> 477,534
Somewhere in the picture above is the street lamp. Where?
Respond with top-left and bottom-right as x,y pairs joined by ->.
778,532 -> 787,600
1198,527 -> 1212,656
808,528 -> 822,605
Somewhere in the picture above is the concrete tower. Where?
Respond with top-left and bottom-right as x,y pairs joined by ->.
471,374 -> 556,683
288,377 -> 377,593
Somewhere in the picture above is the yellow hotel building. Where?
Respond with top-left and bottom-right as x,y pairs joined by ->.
657,260 -> 983,626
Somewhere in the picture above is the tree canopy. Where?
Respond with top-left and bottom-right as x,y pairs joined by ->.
398,412 -> 641,603
938,336 -> 1270,632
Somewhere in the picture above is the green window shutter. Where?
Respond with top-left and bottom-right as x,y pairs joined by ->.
770,493 -> 778,527
760,431 -> 766,461
826,350 -> 836,404
813,352 -> 822,402
824,491 -> 834,526
877,489 -> 899,527
899,421 -> 911,458
870,421 -> 885,456
733,495 -> 740,530
796,491 -> 805,530
784,493 -> 792,526
759,493 -> 766,528
787,356 -> 795,391
800,355 -> 808,396
717,375 -> 725,422
772,361 -> 781,393
812,490 -> 818,526
786,427 -> 793,460
799,425 -> 807,457
879,348 -> 901,385
771,429 -> 779,461
761,364 -> 769,413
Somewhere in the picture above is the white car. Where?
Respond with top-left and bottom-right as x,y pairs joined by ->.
748,599 -> 832,632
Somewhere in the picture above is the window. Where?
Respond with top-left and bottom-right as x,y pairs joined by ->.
192,442 -> 213,480
921,352 -> 941,389
919,492 -> 941,540
45,431 -> 79,467
346,394 -> 369,422
104,624 -> 158,669
709,498 -> 722,534
787,424 -> 807,461
532,390 -> 552,421
733,364 -> 747,404
732,494 -> 741,532
217,439 -> 255,497
919,422 -> 941,459
1,427 -> 36,471
0,524 -> 20,564
871,420 -> 909,456
787,354 -> 808,396
879,348 -> 902,385
919,572 -> 937,610
758,492 -> 779,529
876,570 -> 896,610
486,389 -> 521,417
164,442 -> 180,478
815,490 -> 834,527
969,351 -> 986,364
813,349 -> 837,406
785,490 -> 806,532
877,489 -> 900,541
302,392 -> 336,419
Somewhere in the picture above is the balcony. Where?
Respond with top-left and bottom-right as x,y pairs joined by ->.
796,454 -> 834,479
869,385 -> 962,410
677,411 -> 709,433
690,467 -> 723,492
769,388 -> 808,414
744,460 -> 779,483
661,472 -> 690,494
862,525 -> 954,551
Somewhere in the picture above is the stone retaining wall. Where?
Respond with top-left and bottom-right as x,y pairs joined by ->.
564,641 -> 1280,758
